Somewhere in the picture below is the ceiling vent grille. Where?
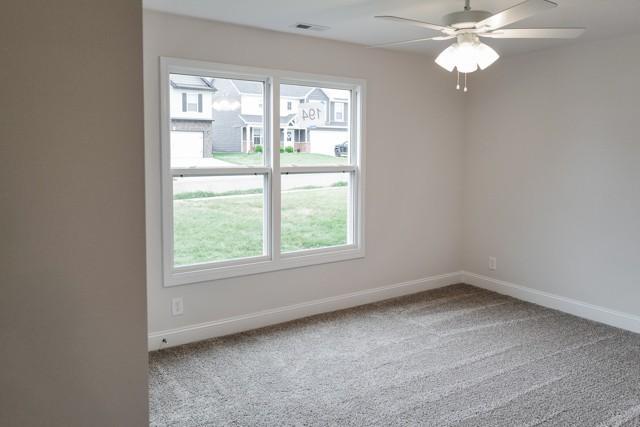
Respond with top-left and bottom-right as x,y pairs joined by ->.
292,23 -> 330,31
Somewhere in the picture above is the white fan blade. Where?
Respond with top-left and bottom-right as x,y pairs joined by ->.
481,28 -> 585,38
375,16 -> 456,34
475,0 -> 557,31
367,35 -> 454,48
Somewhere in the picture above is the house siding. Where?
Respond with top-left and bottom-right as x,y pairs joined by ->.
212,112 -> 242,152
212,79 -> 244,152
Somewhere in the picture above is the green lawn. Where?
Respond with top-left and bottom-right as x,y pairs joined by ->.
213,152 -> 348,166
173,187 -> 347,266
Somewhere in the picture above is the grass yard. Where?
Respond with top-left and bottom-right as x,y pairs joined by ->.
173,187 -> 348,266
213,152 -> 348,166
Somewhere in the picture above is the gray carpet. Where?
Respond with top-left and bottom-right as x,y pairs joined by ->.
149,284 -> 640,426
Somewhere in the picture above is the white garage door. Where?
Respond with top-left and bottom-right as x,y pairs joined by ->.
309,129 -> 349,157
171,131 -> 204,162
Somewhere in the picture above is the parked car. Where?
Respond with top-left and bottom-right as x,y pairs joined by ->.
334,141 -> 348,157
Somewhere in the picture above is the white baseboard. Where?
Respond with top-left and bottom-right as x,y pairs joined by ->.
148,271 -> 463,351
462,271 -> 640,334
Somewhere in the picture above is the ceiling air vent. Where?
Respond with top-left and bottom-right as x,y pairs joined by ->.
292,23 -> 330,31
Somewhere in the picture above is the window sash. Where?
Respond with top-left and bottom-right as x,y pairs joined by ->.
161,58 -> 365,286
172,172 -> 272,273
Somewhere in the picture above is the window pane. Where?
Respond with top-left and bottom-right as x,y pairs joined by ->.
169,74 -> 264,168
173,175 -> 264,266
281,173 -> 350,253
279,84 -> 350,167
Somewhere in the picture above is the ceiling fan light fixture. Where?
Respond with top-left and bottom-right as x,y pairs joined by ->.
434,34 -> 498,73
374,0 -> 584,91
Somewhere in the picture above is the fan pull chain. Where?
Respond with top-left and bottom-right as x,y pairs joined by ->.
464,73 -> 468,92
456,71 -> 460,90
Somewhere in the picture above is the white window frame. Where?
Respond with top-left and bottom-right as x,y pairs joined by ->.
161,57 -> 366,287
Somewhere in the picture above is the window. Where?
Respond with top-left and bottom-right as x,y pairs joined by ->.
183,92 -> 201,112
252,127 -> 262,145
334,102 -> 344,122
294,129 -> 307,142
161,58 -> 364,286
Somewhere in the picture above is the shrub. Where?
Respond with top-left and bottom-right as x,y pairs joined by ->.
254,145 -> 263,153
280,147 -> 285,153
285,146 -> 294,153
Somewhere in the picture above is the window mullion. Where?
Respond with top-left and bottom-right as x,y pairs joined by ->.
270,76 -> 281,262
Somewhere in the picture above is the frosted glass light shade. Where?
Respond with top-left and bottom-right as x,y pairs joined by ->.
455,41 -> 479,73
474,43 -> 499,70
434,44 -> 458,72
434,36 -> 500,73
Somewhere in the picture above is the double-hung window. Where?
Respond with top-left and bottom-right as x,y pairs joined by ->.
161,58 -> 365,286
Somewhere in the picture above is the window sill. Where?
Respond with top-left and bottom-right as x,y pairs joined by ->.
164,245 -> 364,287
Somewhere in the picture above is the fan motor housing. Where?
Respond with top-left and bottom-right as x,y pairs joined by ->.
443,10 -> 492,28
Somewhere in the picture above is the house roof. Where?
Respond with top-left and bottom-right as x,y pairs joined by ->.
170,74 -> 216,91
233,80 -> 312,98
239,114 -> 297,126
232,80 -> 263,95
322,88 -> 350,101
281,86 -> 314,98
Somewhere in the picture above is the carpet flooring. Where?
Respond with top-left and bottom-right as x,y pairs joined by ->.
149,284 -> 640,426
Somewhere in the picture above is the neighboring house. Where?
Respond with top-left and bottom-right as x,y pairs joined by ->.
169,74 -> 350,157
169,74 -> 216,160
305,87 -> 350,157
233,80 -> 350,156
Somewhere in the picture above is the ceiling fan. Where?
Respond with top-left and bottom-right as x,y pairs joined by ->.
372,0 -> 585,91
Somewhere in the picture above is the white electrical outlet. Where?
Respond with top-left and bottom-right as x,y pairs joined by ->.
489,256 -> 497,271
171,297 -> 184,316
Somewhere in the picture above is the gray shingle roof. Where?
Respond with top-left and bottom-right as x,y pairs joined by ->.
170,74 -> 215,90
281,85 -> 313,98
232,80 -> 263,95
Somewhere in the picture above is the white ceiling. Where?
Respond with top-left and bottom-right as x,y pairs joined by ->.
143,0 -> 640,56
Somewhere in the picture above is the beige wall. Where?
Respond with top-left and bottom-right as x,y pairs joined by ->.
463,34 -> 640,315
0,1 -> 148,426
144,11 -> 465,336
